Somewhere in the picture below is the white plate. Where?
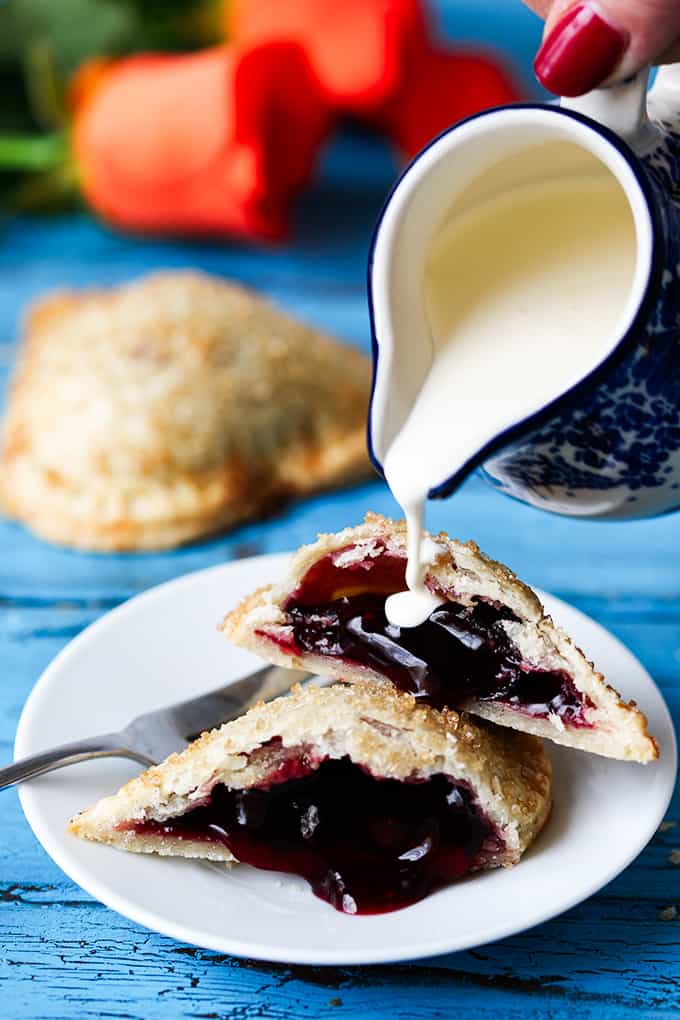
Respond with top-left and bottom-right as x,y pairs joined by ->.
15,554 -> 677,965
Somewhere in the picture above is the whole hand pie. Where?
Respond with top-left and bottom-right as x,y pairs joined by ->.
69,682 -> 551,914
223,513 -> 658,763
0,272 -> 372,550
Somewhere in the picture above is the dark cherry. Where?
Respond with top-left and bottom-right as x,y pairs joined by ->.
272,549 -> 592,725
287,544 -> 407,605
127,756 -> 498,914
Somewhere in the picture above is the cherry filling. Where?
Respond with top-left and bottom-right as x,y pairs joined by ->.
282,594 -> 590,724
262,547 -> 592,725
126,756 -> 500,914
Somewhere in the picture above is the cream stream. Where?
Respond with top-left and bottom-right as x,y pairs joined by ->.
383,168 -> 637,628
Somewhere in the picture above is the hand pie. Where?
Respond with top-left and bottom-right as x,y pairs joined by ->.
223,513 -> 658,763
0,272 -> 372,551
69,682 -> 551,914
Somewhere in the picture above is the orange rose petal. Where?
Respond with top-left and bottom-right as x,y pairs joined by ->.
72,43 -> 330,241
231,0 -> 426,114
378,47 -> 522,159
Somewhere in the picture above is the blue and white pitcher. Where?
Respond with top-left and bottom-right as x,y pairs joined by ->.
368,68 -> 680,519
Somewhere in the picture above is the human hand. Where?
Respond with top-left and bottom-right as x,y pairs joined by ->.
527,1 -> 680,96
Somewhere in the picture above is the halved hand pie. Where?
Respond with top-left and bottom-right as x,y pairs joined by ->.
223,513 -> 658,763
69,682 -> 551,914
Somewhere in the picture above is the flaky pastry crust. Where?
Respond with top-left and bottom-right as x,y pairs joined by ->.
222,513 -> 658,763
69,681 -> 551,868
0,272 -> 372,550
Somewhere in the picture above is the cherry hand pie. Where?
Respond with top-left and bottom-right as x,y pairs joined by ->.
223,513 -> 658,763
0,272 -> 372,551
69,682 -> 551,914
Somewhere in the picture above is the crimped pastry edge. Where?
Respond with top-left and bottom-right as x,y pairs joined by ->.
0,429 -> 369,552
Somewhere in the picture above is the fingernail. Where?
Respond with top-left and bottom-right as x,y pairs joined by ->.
534,3 -> 630,97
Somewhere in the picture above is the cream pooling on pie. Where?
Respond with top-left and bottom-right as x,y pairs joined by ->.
223,514 -> 658,763
68,683 -> 552,914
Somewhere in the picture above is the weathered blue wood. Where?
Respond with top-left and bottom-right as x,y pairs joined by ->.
2,473 -> 680,603
0,4 -> 679,1015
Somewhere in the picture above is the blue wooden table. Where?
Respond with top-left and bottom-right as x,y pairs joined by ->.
1,5 -> 679,1017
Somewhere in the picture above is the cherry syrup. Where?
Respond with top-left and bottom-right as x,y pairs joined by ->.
266,547 -> 592,725
127,756 -> 498,914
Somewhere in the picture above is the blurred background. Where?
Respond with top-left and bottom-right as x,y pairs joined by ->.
0,0 -> 545,421
0,0 -> 545,232
2,0 -> 677,589
0,0 -> 555,565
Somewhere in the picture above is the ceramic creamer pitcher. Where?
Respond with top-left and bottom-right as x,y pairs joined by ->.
368,68 -> 680,519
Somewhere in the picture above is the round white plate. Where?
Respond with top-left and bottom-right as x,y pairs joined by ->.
15,554 -> 677,965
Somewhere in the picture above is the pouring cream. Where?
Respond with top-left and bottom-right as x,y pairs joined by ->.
383,148 -> 637,628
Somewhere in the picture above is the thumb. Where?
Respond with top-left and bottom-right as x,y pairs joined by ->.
533,0 -> 680,96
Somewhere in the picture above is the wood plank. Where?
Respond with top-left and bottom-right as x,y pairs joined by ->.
1,477 -> 680,603
0,882 -> 678,1019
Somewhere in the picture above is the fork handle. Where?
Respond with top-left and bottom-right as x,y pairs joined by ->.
0,735 -> 155,791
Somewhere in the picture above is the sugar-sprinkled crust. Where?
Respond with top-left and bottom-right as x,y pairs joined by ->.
222,513 -> 658,763
69,681 -> 551,868
0,272 -> 372,550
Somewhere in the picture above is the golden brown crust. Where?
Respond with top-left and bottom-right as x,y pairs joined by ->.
69,681 -> 551,869
222,513 -> 658,763
0,272 -> 373,551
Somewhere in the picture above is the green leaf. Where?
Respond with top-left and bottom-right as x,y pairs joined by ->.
2,158 -> 80,210
0,0 -> 138,75
0,132 -> 68,170
0,0 -> 222,74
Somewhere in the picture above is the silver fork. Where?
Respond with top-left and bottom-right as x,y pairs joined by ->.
0,665 -> 309,791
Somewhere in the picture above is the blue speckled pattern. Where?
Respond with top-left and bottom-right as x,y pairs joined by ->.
485,98 -> 680,518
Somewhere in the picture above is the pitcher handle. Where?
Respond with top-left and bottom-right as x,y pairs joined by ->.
560,68 -> 651,147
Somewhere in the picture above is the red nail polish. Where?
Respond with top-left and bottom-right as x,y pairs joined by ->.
534,3 -> 630,97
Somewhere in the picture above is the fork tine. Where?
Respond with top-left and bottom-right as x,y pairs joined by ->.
168,665 -> 309,739
4,667 -> 312,789
122,665 -> 309,763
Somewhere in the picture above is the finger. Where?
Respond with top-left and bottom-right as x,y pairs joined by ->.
656,37 -> 680,65
534,1 -> 680,95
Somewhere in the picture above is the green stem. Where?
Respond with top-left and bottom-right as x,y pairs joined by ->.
0,133 -> 69,171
